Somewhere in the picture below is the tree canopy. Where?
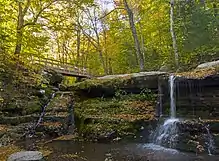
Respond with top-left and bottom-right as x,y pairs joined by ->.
0,0 -> 218,75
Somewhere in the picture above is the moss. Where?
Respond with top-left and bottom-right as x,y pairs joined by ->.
71,76 -> 132,91
74,93 -> 156,141
46,93 -> 72,112
176,67 -> 219,79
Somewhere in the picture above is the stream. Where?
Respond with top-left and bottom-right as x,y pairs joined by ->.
45,141 -> 219,161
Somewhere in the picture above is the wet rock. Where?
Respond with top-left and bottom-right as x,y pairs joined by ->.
170,119 -> 216,154
7,151 -> 44,161
35,90 -> 46,97
42,70 -> 63,87
49,71 -> 63,87
0,115 -> 36,125
37,122 -> 65,137
113,137 -> 122,142
98,131 -> 117,142
104,153 -> 113,161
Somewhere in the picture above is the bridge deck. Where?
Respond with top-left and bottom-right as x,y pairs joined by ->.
30,56 -> 91,78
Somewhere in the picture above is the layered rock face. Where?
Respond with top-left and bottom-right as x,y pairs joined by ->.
0,70 -> 71,146
175,75 -> 219,118
157,65 -> 219,154
71,72 -> 169,142
70,72 -> 167,97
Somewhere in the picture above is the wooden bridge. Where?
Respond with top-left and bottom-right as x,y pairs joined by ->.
30,56 -> 91,78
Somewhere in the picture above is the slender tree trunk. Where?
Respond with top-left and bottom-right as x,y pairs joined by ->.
95,32 -> 107,75
102,22 -> 109,74
139,22 -> 145,63
213,3 -> 218,18
170,0 -> 179,68
123,0 -> 145,71
95,33 -> 107,75
108,58 -> 113,74
14,2 -> 24,56
76,29 -> 81,66
98,48 -> 107,74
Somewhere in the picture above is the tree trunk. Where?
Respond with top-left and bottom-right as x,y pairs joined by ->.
95,31 -> 107,75
76,29 -> 81,66
213,3 -> 217,18
139,22 -> 145,63
123,0 -> 145,71
98,48 -> 107,74
170,0 -> 179,68
14,2 -> 24,56
95,32 -> 107,75
102,22 -> 109,74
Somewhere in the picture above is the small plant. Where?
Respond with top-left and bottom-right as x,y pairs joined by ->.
115,89 -> 127,99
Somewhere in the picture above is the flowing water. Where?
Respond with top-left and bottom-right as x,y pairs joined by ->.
152,75 -> 215,155
35,92 -> 56,128
152,75 -> 179,148
169,75 -> 176,118
204,125 -> 215,155
28,92 -> 57,137
153,118 -> 179,148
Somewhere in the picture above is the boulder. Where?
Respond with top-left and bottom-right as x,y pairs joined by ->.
49,71 -> 63,86
42,70 -> 63,87
196,60 -> 219,69
7,151 -> 44,161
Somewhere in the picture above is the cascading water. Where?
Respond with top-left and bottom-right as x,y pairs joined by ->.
35,92 -> 56,128
152,75 -> 179,148
204,124 -> 215,155
152,75 -> 215,155
27,92 -> 57,137
169,75 -> 176,118
153,118 -> 179,148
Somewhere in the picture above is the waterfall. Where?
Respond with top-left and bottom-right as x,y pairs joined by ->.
27,92 -> 57,137
152,75 -> 179,148
153,118 -> 179,148
169,75 -> 176,118
35,92 -> 56,128
151,75 -> 216,155
204,124 -> 215,155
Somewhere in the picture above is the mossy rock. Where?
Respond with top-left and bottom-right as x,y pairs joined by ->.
70,72 -> 167,97
0,115 -> 36,125
74,94 -> 156,142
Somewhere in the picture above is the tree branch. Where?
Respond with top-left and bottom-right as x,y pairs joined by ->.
23,0 -> 56,28
98,7 -> 125,20
22,0 -> 31,16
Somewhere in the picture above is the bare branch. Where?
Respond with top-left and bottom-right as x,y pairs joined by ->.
98,7 -> 125,20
